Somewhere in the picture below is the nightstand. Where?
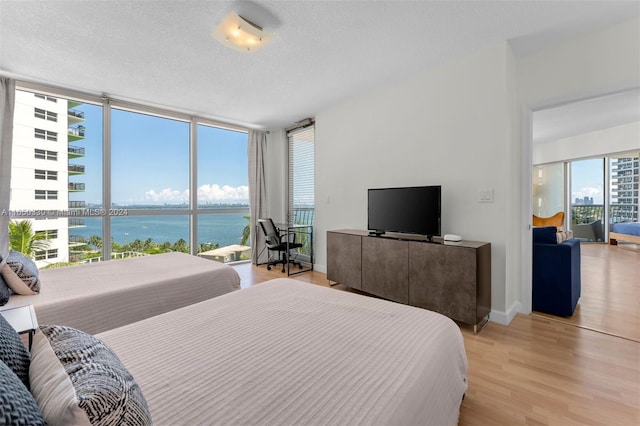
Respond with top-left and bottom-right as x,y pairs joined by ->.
0,305 -> 38,349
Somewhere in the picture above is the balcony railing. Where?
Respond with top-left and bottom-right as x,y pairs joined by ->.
289,207 -> 314,258
290,207 -> 315,226
67,109 -> 85,119
68,164 -> 85,174
68,126 -> 85,137
571,204 -> 638,225
69,182 -> 85,191
69,235 -> 86,244
68,145 -> 85,157
69,200 -> 86,209
82,252 -> 148,264
68,218 -> 85,227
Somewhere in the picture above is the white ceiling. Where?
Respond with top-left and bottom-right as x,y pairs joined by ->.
533,88 -> 640,144
0,0 -> 638,129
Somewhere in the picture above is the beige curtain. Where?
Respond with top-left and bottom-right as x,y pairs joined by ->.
0,77 -> 16,264
248,130 -> 268,264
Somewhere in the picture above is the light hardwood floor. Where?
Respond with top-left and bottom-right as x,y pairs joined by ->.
232,251 -> 640,426
533,243 -> 640,342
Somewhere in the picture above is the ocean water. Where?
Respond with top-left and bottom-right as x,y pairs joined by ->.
73,213 -> 249,247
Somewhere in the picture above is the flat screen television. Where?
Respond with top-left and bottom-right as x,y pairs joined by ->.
368,185 -> 441,239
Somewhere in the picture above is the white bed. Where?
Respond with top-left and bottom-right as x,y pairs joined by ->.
610,222 -> 640,245
4,252 -> 241,334
97,278 -> 468,425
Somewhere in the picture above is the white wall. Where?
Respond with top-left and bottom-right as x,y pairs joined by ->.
315,42 -> 515,320
533,121 -> 640,165
265,17 -> 639,326
518,18 -> 640,108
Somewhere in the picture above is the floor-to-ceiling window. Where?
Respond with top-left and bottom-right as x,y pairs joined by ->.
9,84 -> 249,267
196,123 -> 250,261
570,158 -> 605,242
534,153 -> 639,243
609,152 -> 639,224
287,123 -> 315,259
110,108 -> 191,257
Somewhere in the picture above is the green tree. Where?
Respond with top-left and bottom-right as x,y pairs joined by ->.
143,238 -> 154,251
88,235 -> 102,249
112,240 -> 122,253
8,220 -> 50,258
241,215 -> 251,246
198,242 -> 220,253
172,238 -> 188,253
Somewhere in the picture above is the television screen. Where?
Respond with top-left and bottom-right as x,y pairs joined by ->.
368,185 -> 441,237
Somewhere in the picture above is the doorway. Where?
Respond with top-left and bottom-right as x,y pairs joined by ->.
529,89 -> 640,341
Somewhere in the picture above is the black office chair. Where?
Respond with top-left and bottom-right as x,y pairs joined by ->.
258,218 -> 303,272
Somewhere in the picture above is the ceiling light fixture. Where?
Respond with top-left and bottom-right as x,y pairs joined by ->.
212,11 -> 273,54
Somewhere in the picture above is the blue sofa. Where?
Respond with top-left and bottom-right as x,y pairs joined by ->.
532,226 -> 581,316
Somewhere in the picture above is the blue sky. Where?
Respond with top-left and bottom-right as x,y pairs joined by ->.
571,158 -> 604,204
71,104 -> 248,206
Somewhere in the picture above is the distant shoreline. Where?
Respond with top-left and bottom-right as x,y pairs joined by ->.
87,204 -> 250,209
73,213 -> 249,247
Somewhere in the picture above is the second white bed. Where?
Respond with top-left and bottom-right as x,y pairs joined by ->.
98,278 -> 468,425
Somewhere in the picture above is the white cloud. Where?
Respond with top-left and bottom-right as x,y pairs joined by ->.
572,186 -> 603,203
142,184 -> 249,204
198,184 -> 249,202
144,188 -> 189,203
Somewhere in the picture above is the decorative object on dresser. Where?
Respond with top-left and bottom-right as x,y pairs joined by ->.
327,229 -> 491,332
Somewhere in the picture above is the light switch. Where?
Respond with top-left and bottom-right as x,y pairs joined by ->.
478,188 -> 494,203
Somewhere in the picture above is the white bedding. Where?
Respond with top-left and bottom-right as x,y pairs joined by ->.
98,278 -> 468,425
4,252 -> 240,334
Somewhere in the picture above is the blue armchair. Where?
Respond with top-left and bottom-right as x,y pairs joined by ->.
532,226 -> 581,316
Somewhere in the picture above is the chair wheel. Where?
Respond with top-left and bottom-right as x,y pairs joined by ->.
281,268 -> 285,273
267,266 -> 271,270
299,264 -> 303,269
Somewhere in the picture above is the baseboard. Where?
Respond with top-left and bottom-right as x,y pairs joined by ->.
490,300 -> 522,326
314,263 -> 327,274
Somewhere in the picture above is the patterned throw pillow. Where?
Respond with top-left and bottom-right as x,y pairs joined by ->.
1,250 -> 41,295
0,314 -> 31,389
30,324 -> 152,426
0,360 -> 46,426
0,274 -> 9,306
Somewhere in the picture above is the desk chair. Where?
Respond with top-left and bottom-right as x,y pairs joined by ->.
258,218 -> 303,273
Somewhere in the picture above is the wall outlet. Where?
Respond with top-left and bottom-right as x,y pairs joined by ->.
478,188 -> 494,203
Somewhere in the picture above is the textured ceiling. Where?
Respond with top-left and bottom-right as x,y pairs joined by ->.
0,0 -> 638,129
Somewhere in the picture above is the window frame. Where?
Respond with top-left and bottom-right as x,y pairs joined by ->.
286,122 -> 315,259
15,81 -> 250,263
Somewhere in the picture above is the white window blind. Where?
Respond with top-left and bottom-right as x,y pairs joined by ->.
287,124 -> 315,226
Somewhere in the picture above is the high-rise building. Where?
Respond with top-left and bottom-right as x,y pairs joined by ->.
10,90 -> 87,266
610,156 -> 639,222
